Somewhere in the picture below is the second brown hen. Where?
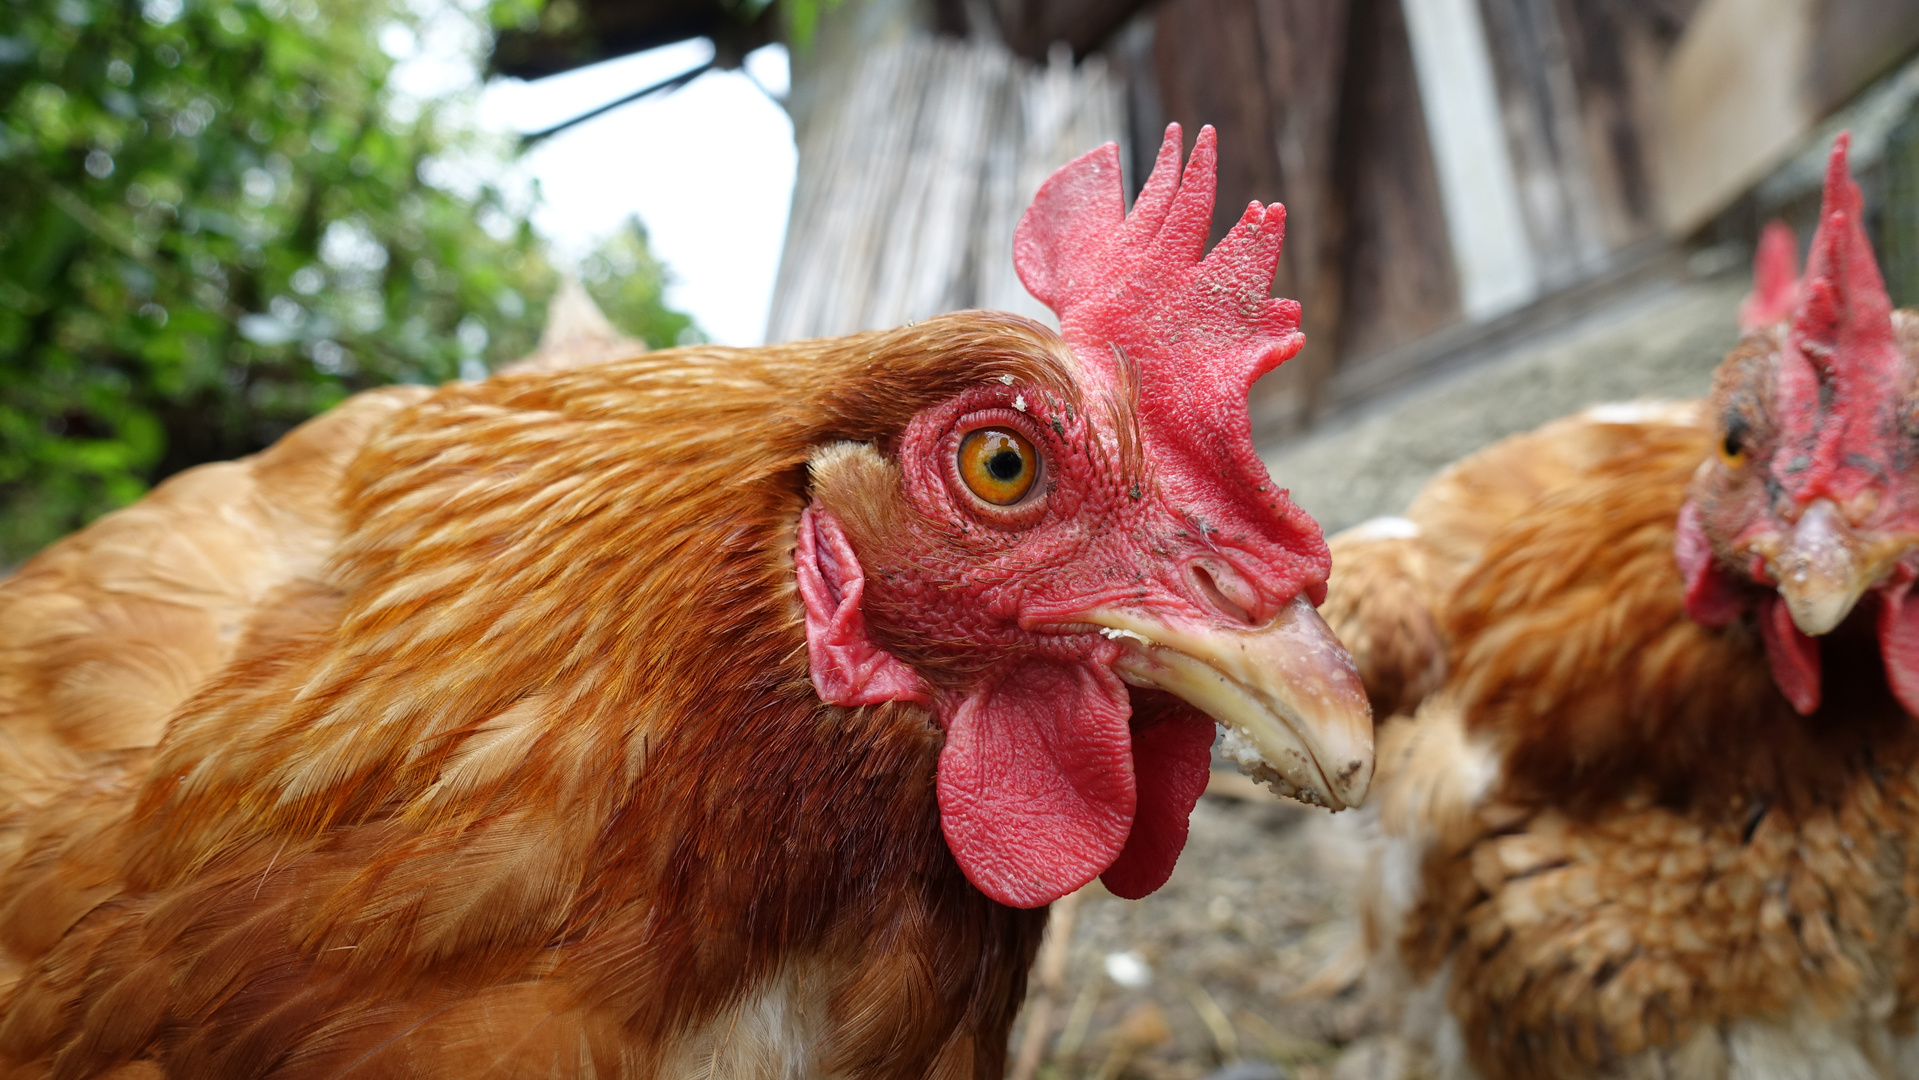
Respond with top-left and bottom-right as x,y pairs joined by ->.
1327,135 -> 1919,1080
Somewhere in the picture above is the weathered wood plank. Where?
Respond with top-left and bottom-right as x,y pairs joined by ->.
1550,0 -> 1695,246
1475,0 -> 1612,290
1332,0 -> 1461,367
1657,0 -> 1919,233
767,34 -> 1121,342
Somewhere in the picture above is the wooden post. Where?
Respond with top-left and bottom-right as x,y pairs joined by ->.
769,31 -> 1123,342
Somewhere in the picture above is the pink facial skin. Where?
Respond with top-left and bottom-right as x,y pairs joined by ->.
1679,133 -> 1919,718
797,125 -> 1347,908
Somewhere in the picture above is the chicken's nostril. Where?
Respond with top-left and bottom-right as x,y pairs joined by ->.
1191,562 -> 1256,625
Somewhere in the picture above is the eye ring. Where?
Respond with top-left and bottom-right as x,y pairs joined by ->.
958,427 -> 1040,506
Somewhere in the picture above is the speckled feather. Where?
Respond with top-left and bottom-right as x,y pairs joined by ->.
1330,405 -> 1919,1080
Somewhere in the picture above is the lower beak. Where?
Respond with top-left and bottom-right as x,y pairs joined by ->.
1083,597 -> 1374,810
1765,501 -> 1915,636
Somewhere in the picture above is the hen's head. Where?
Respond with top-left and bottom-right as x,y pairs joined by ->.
1683,133 -> 1919,716
798,125 -> 1372,908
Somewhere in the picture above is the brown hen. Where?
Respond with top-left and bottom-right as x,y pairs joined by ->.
1327,135 -> 1919,1080
0,127 -> 1373,1079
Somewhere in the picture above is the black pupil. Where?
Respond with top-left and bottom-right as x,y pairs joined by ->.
988,448 -> 1024,481
1723,414 -> 1748,458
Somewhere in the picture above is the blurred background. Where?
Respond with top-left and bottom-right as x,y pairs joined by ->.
5,0 -> 1919,1074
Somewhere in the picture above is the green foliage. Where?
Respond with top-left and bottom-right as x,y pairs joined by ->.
781,0 -> 845,51
485,0 -> 546,31
581,219 -> 700,349
0,0 -> 698,564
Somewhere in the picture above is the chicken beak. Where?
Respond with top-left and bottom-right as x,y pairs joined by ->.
1762,500 -> 1913,636
1083,597 -> 1374,810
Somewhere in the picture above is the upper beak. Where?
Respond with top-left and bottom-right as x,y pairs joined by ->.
1762,500 -> 1914,636
1081,597 -> 1374,810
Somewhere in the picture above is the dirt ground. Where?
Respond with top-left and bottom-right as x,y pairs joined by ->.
1006,768 -> 1414,1080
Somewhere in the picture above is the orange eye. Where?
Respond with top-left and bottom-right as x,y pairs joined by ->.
958,428 -> 1039,506
1719,413 -> 1749,466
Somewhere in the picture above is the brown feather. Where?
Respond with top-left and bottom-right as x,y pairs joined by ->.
1349,401 -> 1919,1080
1323,531 -> 1446,720
0,314 -> 1074,1077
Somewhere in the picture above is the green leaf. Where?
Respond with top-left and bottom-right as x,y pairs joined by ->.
0,0 -> 696,563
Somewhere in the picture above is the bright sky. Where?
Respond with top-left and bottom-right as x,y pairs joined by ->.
389,4 -> 800,346
479,45 -> 798,346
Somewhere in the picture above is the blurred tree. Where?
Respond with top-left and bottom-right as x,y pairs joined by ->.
0,0 -> 697,563
780,0 -> 845,50
579,218 -> 698,349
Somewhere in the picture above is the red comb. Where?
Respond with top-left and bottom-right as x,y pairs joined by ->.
1739,220 -> 1800,331
1771,132 -> 1903,504
1014,123 -> 1304,402
1013,123 -> 1326,606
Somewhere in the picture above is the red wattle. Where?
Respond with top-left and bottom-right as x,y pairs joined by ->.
936,659 -> 1137,909
1100,710 -> 1215,899
1877,577 -> 1919,718
1760,594 -> 1822,715
1675,500 -> 1744,627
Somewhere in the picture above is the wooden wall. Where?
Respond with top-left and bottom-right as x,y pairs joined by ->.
762,0 -> 1919,437
1660,0 -> 1919,231
768,24 -> 1124,341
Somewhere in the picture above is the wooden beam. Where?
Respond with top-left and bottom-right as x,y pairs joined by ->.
1331,0 -> 1462,368
1401,0 -> 1539,318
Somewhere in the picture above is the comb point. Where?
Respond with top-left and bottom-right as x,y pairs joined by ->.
1739,221 -> 1800,331
1012,140 -> 1125,313
1792,130 -> 1894,365
1127,124 -> 1185,235
1011,126 -> 1300,402
1769,131 -> 1903,504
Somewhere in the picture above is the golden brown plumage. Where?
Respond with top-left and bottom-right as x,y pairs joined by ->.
0,129 -> 1377,1078
1323,521 -> 1443,722
1322,401 -> 1705,723
1327,131 -> 1919,1080
1337,404 -> 1919,1080
0,319 -> 1067,1078
0,387 -> 428,880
